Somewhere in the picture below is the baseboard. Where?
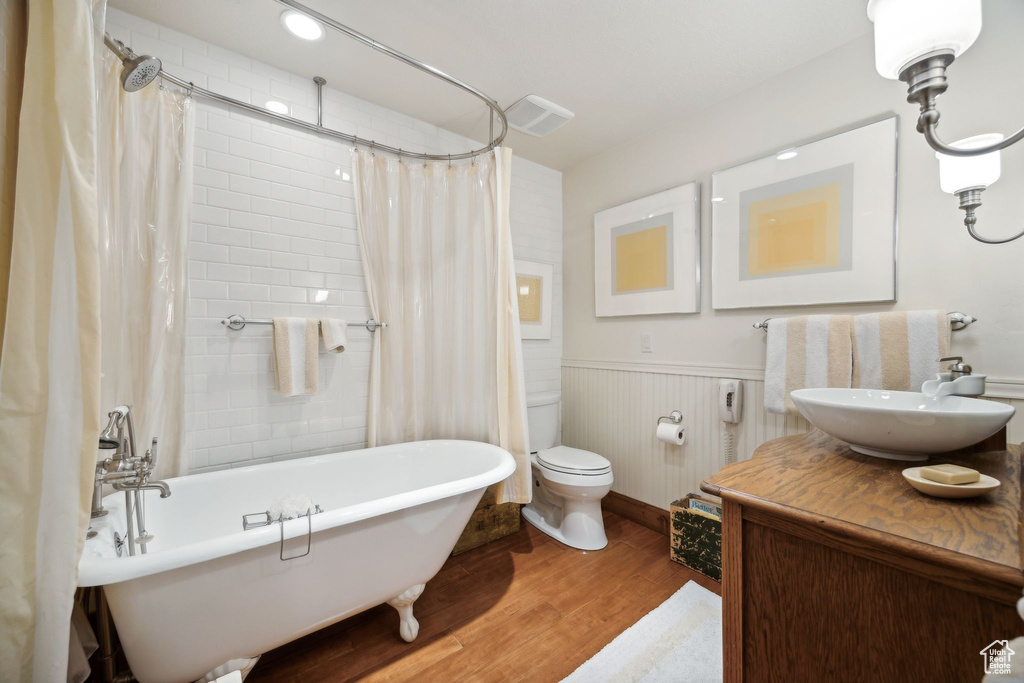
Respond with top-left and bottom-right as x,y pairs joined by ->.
603,491 -> 670,537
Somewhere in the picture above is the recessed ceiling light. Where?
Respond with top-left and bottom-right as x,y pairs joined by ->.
265,100 -> 289,115
280,10 -> 325,41
711,197 -> 724,202
776,149 -> 798,161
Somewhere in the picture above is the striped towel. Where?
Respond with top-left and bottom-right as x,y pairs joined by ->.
765,315 -> 853,415
272,317 -> 319,396
852,311 -> 951,392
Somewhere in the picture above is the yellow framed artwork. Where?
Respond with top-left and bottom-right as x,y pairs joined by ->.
594,182 -> 700,317
711,116 -> 898,309
515,259 -> 553,339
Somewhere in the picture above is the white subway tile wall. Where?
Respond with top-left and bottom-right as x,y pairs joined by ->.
107,9 -> 563,473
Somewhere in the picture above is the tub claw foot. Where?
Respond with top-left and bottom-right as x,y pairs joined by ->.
200,655 -> 260,682
387,583 -> 425,642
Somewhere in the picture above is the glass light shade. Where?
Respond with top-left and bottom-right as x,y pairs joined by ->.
867,0 -> 982,79
935,134 -> 1003,194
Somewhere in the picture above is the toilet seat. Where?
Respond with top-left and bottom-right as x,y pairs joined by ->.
536,446 -> 611,476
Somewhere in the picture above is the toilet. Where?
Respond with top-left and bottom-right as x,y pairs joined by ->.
522,391 -> 613,550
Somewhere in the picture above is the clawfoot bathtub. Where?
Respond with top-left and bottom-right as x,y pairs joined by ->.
78,440 -> 515,683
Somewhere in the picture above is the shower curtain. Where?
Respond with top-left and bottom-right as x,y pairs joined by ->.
353,148 -> 531,504
0,0 -> 104,679
96,51 -> 194,479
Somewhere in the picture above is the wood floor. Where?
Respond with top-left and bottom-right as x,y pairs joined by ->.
247,510 -> 720,682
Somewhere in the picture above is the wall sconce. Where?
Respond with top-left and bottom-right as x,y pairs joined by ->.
867,0 -> 1024,244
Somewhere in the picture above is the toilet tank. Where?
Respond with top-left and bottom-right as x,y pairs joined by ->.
526,391 -> 561,453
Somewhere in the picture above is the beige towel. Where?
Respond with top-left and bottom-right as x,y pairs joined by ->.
319,318 -> 348,353
765,315 -> 853,415
852,310 -> 951,392
273,317 -> 319,396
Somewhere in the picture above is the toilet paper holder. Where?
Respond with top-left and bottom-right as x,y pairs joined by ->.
657,410 -> 683,426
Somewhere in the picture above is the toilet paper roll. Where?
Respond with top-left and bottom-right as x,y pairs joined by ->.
656,421 -> 686,446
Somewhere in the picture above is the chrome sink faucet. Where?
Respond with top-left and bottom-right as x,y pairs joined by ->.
921,356 -> 987,398
88,405 -> 171,555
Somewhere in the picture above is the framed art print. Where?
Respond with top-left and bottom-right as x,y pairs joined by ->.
594,182 -> 700,317
710,116 -> 898,309
515,259 -> 553,339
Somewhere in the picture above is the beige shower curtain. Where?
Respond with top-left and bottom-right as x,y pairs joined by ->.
0,0 -> 103,679
352,148 -> 531,504
0,0 -> 26,358
97,51 -> 194,479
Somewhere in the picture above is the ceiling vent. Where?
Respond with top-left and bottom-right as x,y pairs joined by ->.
504,95 -> 574,137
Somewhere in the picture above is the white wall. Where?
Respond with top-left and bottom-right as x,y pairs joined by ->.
106,9 -> 562,473
562,0 -> 1024,508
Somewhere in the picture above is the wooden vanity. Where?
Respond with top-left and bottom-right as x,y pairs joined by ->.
702,430 -> 1023,682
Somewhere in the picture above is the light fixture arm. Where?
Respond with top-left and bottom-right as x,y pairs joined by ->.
900,53 -> 1024,157
955,188 -> 1024,244
963,216 -> 1024,244
900,53 -> 1024,156
921,119 -> 1024,158
898,53 -> 1024,244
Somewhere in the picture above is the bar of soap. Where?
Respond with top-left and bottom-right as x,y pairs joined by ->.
920,464 -> 981,485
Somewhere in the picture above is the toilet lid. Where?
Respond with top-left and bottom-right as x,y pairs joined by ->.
537,446 -> 611,475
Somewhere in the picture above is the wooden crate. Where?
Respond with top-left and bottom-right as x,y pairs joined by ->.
451,489 -> 521,556
670,494 -> 722,582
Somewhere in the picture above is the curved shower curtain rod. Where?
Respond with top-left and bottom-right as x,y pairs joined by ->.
104,0 -> 508,161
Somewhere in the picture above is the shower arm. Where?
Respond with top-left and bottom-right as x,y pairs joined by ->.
102,1 -> 508,162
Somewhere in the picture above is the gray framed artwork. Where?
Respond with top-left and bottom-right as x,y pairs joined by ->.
594,182 -> 700,317
710,116 -> 898,309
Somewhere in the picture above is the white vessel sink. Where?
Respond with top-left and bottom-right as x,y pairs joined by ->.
790,388 -> 1015,461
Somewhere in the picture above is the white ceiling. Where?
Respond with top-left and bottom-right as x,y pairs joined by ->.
110,0 -> 873,171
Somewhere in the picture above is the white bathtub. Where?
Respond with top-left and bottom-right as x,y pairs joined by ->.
78,440 -> 515,683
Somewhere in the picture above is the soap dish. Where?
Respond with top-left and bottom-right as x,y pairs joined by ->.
902,467 -> 1001,499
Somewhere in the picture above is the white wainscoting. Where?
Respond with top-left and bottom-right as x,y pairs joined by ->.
562,360 -> 1024,511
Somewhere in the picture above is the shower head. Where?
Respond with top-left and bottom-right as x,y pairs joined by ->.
98,422 -> 120,449
120,54 -> 162,92
98,406 -> 129,450
104,33 -> 161,92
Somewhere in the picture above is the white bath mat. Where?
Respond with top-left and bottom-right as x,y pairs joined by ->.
562,581 -> 722,683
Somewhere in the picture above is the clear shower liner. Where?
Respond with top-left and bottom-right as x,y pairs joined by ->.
95,51 -> 195,478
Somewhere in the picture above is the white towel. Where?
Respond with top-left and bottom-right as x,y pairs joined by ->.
268,494 -> 316,520
272,317 -> 319,397
319,318 -> 348,352
852,310 -> 951,392
764,315 -> 853,415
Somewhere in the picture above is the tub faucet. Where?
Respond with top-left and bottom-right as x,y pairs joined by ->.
119,479 -> 171,498
91,406 -> 138,522
88,405 -> 170,552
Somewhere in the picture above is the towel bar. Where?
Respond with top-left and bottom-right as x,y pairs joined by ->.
753,311 -> 976,332
221,314 -> 387,332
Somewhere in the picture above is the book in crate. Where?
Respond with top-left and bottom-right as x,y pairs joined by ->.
670,493 -> 722,582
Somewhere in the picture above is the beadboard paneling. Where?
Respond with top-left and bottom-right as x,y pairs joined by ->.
562,363 -> 1024,511
561,365 -> 810,510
